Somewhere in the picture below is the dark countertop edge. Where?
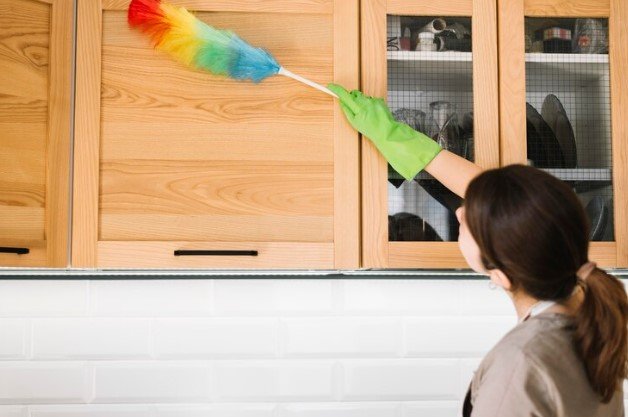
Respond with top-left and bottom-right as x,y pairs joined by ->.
0,268 -> 626,280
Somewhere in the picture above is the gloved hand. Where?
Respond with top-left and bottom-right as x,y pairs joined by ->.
328,83 -> 442,180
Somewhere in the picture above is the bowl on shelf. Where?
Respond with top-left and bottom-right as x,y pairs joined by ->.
388,212 -> 442,242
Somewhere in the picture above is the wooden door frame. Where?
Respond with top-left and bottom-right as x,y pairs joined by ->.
498,0 -> 628,267
360,0 -> 500,268
46,0 -> 73,267
73,0 -> 360,268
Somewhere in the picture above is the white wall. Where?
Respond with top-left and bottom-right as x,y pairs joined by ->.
0,278 -> 623,417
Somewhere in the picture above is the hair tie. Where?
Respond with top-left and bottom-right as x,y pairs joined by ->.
577,261 -> 597,281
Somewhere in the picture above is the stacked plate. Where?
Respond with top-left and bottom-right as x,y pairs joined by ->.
526,94 -> 577,168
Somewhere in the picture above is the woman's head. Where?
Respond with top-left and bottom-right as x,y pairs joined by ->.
458,164 -> 588,299
458,164 -> 627,402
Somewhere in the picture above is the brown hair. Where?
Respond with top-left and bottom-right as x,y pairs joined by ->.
464,164 -> 627,403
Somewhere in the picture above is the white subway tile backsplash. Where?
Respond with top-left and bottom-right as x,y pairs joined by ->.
0,320 -> 27,359
90,281 -> 212,317
459,358 -> 482,400
459,281 -> 514,316
93,362 -> 210,403
32,319 -> 151,360
154,404 -> 276,417
0,278 -> 613,411
29,404 -> 154,417
213,361 -> 336,402
341,359 -> 460,401
0,363 -> 89,404
404,317 -> 514,357
0,281 -> 88,317
342,280 -> 461,315
0,406 -> 27,417
213,280 -> 334,315
281,318 -> 401,357
278,402 -> 399,417
401,402 -> 460,417
153,318 -> 278,359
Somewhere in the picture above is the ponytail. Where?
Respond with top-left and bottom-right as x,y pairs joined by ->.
574,268 -> 628,403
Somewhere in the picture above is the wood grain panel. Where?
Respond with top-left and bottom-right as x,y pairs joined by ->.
0,181 -> 45,209
101,12 -> 333,126
0,206 -> 45,240
102,0 -> 334,14
498,0 -> 527,165
0,124 -> 46,186
72,0 -> 102,267
101,122 -> 333,162
46,0 -> 73,266
524,0 -> 609,17
75,2 -> 356,268
388,242 -> 469,268
589,242 -> 617,268
98,241 -> 334,268
333,0 -> 360,268
610,0 -> 628,266
100,214 -> 333,242
0,0 -> 49,259
101,55 -> 332,124
387,0 -> 472,16
100,161 -> 333,216
361,0 -> 389,268
473,0 -> 500,169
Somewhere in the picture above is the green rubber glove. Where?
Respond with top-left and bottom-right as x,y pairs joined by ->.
328,83 -> 442,180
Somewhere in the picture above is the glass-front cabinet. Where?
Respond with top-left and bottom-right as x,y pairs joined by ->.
362,0 -> 627,269
499,0 -> 627,267
361,0 -> 500,268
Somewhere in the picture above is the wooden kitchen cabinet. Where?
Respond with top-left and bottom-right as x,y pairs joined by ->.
72,0 -> 360,268
360,0 -> 500,268
498,0 -> 628,267
360,0 -> 627,269
0,0 -> 73,267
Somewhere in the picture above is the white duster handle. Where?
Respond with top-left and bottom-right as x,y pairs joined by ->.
278,67 -> 338,98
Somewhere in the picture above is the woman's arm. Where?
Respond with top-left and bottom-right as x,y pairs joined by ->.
424,150 -> 484,198
326,84 -> 484,196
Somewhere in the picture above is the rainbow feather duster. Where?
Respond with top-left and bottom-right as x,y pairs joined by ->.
128,0 -> 336,95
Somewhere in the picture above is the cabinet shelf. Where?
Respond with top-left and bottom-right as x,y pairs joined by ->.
387,51 -> 473,91
525,53 -> 608,64
542,168 -> 612,182
525,53 -> 609,85
387,51 -> 472,62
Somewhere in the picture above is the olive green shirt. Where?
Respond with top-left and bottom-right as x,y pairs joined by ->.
468,313 -> 624,417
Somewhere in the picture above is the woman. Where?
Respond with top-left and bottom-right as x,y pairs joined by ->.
328,84 -> 627,416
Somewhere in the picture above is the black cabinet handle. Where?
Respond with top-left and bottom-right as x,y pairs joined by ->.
0,247 -> 29,255
174,250 -> 258,256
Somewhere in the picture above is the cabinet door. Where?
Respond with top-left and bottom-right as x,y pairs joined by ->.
73,0 -> 359,269
0,0 -> 73,267
498,0 -> 628,267
361,0 -> 499,268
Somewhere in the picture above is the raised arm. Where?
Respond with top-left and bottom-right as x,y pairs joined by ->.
328,84 -> 483,198
424,150 -> 483,198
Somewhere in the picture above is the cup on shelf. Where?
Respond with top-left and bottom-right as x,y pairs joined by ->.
415,32 -> 436,52
392,108 -> 426,134
420,18 -> 447,34
428,101 -> 462,156
573,18 -> 608,54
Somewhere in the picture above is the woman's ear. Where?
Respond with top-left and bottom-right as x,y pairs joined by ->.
488,269 -> 513,291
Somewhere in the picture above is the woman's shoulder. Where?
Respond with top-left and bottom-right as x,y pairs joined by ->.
478,313 -> 576,375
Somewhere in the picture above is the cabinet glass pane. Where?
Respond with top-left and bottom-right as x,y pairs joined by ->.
387,15 -> 473,242
525,17 -> 613,241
